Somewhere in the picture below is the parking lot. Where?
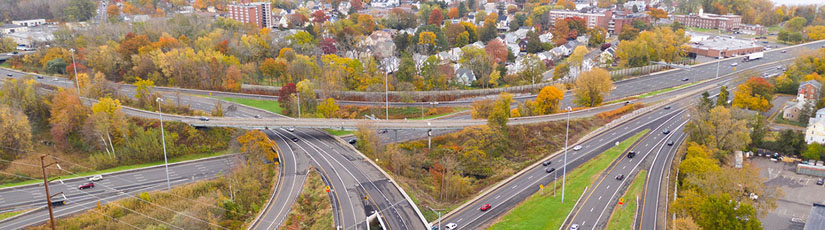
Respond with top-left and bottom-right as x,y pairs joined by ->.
753,157 -> 823,230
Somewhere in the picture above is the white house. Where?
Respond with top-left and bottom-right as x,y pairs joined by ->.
371,0 -> 399,8
455,68 -> 476,86
806,108 -> 825,144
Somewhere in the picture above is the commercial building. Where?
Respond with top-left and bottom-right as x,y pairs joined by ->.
804,203 -> 825,230
672,8 -> 741,31
688,36 -> 763,58
11,19 -> 46,27
547,9 -> 648,35
0,24 -> 27,34
227,1 -> 272,29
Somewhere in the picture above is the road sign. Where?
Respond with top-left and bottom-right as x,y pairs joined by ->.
540,184 -> 544,190
365,196 -> 369,200
619,198 -> 624,203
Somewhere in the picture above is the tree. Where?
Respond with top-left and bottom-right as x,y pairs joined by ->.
49,89 -> 88,149
488,70 -> 501,87
534,85 -> 563,115
459,46 -> 493,88
647,8 -> 668,21
618,27 -> 640,41
552,19 -> 571,46
88,97 -> 126,157
0,105 -> 32,168
296,79 -> 317,116
350,0 -> 362,11
486,39 -> 508,63
569,46 -> 589,68
700,92 -> 715,110
804,143 -> 823,161
519,54 -> 545,84
106,4 -> 120,22
717,86 -> 730,107
237,130 -> 277,162
64,0 -> 96,21
553,63 -> 569,80
46,58 -> 68,74
588,28 -> 606,47
278,83 -> 297,114
419,31 -> 437,49
574,68 -> 613,107
696,194 -> 761,230
672,217 -> 701,230
526,31 -> 543,53
685,106 -> 751,155
428,8 -> 444,25
806,25 -> 825,41
447,8 -> 459,19
732,77 -> 774,112
357,14 -> 377,34
318,98 -> 339,118
488,93 -> 512,132
311,10 -> 329,23
785,16 -> 807,32
0,38 -> 16,53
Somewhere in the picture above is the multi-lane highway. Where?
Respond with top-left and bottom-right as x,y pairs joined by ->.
0,155 -> 239,229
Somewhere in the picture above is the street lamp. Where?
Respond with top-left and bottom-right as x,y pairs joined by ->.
427,207 -> 442,230
562,106 -> 571,203
69,48 -> 80,96
156,98 -> 171,191
385,71 -> 389,120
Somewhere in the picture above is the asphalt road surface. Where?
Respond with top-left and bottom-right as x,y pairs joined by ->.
0,155 -> 239,229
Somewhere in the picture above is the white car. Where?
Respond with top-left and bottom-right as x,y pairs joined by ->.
89,175 -> 103,182
572,145 -> 582,151
445,223 -> 458,230
570,224 -> 580,230
731,62 -> 738,66
286,127 -> 295,132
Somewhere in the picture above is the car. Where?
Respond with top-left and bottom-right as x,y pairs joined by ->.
546,167 -> 556,173
818,178 -> 824,185
198,116 -> 209,121
5,73 -> 11,77
572,145 -> 582,151
542,160 -> 552,166
286,127 -> 295,132
682,78 -> 689,81
616,174 -> 625,180
36,75 -> 44,79
480,203 -> 491,211
781,50 -> 787,53
446,223 -> 458,230
89,175 -> 103,182
11,51 -> 18,54
664,105 -> 671,110
731,62 -> 738,66
380,129 -> 388,134
348,139 -> 357,145
663,129 -> 670,134
51,200 -> 66,206
627,151 -> 636,158
78,182 -> 95,190
668,140 -> 675,146
290,137 -> 299,142
254,114 -> 261,119
570,224 -> 580,230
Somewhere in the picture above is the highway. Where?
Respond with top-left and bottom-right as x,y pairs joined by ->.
0,155 -> 239,229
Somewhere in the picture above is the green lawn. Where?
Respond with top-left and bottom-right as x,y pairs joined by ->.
217,97 -> 283,114
0,150 -> 231,188
0,209 -> 26,221
325,129 -> 354,136
639,81 -> 701,99
773,113 -> 807,127
489,129 -> 649,230
605,170 -> 648,230
0,62 -> 10,68
409,108 -> 469,120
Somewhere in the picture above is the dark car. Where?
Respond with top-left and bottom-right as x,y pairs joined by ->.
198,116 -> 210,121
818,178 -> 824,185
51,200 -> 66,206
78,182 -> 95,190
348,139 -> 357,145
36,75 -> 44,79
627,151 -> 636,158
480,204 -> 491,211
290,137 -> 299,142
380,129 -> 388,134
682,78 -> 689,81
668,140 -> 675,146
5,73 -> 11,77
616,174 -> 625,180
664,105 -> 671,110
663,129 -> 670,134
542,160 -> 552,166
254,114 -> 261,119
546,167 -> 556,173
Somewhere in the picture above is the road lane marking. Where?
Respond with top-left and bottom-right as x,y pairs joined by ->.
528,176 -> 533,180
495,195 -> 500,200
590,207 -> 594,212
598,196 -> 602,200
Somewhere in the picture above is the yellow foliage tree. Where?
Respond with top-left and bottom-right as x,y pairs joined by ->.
419,31 -> 437,47
318,98 -> 339,118
534,85 -> 563,115
806,25 -> 825,41
238,130 -> 278,163
574,68 -> 613,107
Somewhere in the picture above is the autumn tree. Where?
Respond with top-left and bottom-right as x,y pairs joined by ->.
0,77 -> 49,125
106,4 -> 121,23
428,8 -> 444,25
488,93 -> 513,133
447,8 -> 459,19
296,79 -> 317,117
459,46 -> 493,88
49,89 -> 89,149
553,63 -> 570,80
485,39 -> 508,63
519,54 -> 545,84
237,130 -> 278,162
588,28 -> 606,47
618,27 -> 639,41
318,98 -> 339,118
806,25 -> 825,41
685,105 -> 751,156
0,38 -> 16,53
534,85 -> 563,115
732,77 -> 774,112
574,68 -> 613,107
717,86 -> 730,107
647,8 -> 668,21
615,27 -> 690,67
86,97 -> 126,157
0,105 -> 32,168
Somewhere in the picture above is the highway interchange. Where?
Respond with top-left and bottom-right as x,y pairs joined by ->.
0,39 -> 823,229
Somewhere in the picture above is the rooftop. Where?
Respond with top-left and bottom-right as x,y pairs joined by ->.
691,36 -> 761,51
805,203 -> 825,230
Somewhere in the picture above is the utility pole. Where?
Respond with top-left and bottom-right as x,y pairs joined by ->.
69,48 -> 80,96
385,72 -> 389,120
562,106 -> 571,203
156,98 -> 171,191
40,155 -> 63,230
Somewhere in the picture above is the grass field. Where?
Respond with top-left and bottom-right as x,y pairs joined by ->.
217,97 -> 283,114
0,150 -> 230,188
0,209 -> 26,221
639,81 -> 700,99
605,170 -> 648,230
325,129 -> 354,136
282,169 -> 334,229
773,114 -> 807,127
489,129 -> 649,230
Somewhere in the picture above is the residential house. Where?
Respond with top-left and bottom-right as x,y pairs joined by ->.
783,101 -> 807,122
783,80 -> 821,122
371,0 -> 399,8
798,80 -> 821,102
455,68 -> 476,86
806,108 -> 825,144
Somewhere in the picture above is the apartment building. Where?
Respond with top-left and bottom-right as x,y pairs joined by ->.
227,1 -> 273,29
672,8 -> 741,31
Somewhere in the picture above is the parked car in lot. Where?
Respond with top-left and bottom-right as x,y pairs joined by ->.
78,182 -> 95,190
818,178 -> 824,185
89,175 -> 103,182
480,203 -> 491,211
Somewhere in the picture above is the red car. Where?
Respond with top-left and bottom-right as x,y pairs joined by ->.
480,204 -> 491,211
78,182 -> 95,190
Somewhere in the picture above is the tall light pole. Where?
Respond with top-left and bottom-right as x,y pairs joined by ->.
385,72 -> 389,120
156,98 -> 171,191
562,106 -> 571,203
69,48 -> 80,96
297,92 -> 301,118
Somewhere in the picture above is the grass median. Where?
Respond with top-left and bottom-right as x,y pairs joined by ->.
0,150 -> 230,189
489,129 -> 649,230
218,97 -> 283,114
605,170 -> 648,230
282,168 -> 333,229
0,209 -> 26,221
639,81 -> 701,99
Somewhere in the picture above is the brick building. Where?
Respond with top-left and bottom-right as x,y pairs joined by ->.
689,36 -> 763,58
227,1 -> 272,29
547,9 -> 648,35
672,8 -> 741,31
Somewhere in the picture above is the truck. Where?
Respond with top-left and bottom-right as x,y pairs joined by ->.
744,52 -> 763,62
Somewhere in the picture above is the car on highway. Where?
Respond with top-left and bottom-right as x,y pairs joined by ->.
78,182 -> 95,190
380,129 -> 388,134
627,151 -> 636,158
572,145 -> 582,151
446,223 -> 457,230
546,167 -> 556,173
89,175 -> 103,182
5,73 -> 11,77
291,137 -> 299,142
668,140 -> 675,146
663,129 -> 670,134
682,78 -> 689,81
542,160 -> 552,166
818,178 -> 824,185
348,139 -> 357,145
480,203 -> 491,211
731,62 -> 738,67
286,127 -> 295,132
664,105 -> 671,110
36,75 -> 44,79
616,174 -> 625,180
254,114 -> 261,119
781,50 -> 787,53
199,116 -> 210,121
570,224 -> 580,230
